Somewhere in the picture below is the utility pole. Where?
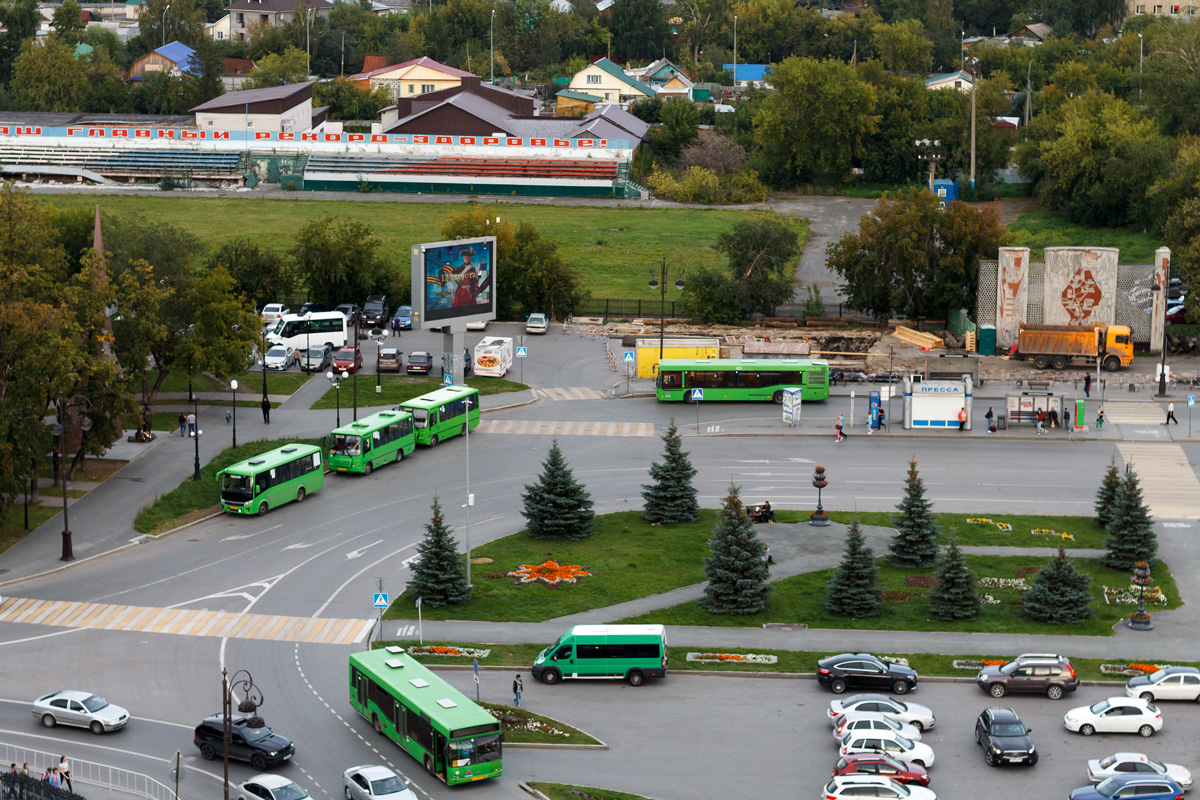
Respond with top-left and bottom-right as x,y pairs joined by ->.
969,70 -> 976,191
1024,60 -> 1032,126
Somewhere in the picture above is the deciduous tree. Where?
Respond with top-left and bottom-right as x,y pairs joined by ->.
291,217 -> 389,308
406,495 -> 471,606
508,220 -> 588,320
703,482 -> 771,614
1023,545 -> 1093,624
642,419 -> 700,524
52,0 -> 87,45
824,518 -> 883,618
245,46 -> 310,88
210,238 -> 292,311
11,36 -> 88,112
609,0 -> 667,62
873,19 -> 932,75
888,459 -> 939,568
521,439 -> 594,540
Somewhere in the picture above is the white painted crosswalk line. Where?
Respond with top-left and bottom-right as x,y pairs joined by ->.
476,420 -> 655,437
535,387 -> 607,401
1117,442 -> 1200,519
1104,402 -> 1169,425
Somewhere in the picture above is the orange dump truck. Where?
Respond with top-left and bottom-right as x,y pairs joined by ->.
1015,323 -> 1134,372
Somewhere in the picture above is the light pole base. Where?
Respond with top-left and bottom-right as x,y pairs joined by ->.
1128,615 -> 1154,631
809,511 -> 830,527
61,530 -> 75,561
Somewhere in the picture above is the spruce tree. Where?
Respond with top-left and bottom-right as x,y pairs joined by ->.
1102,466 -> 1157,570
888,459 -> 940,568
641,418 -> 699,524
824,518 -> 882,618
1022,545 -> 1094,624
406,495 -> 471,607
1095,457 -> 1121,529
703,483 -> 772,615
928,537 -> 981,620
521,439 -> 595,540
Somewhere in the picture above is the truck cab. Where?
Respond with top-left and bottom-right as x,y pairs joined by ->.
1103,325 -> 1135,368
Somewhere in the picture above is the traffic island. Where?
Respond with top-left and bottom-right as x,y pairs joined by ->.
525,783 -> 653,800
479,702 -> 603,748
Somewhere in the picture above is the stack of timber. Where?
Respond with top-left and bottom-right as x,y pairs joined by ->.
889,326 -> 944,350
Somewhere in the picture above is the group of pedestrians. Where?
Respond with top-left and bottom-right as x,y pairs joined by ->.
177,398 -> 273,436
3,758 -> 73,798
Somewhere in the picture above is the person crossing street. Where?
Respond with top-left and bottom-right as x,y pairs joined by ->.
1165,400 -> 1178,425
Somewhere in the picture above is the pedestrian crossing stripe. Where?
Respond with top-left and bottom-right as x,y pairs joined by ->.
476,420 -> 655,437
0,596 -> 375,645
1102,402 -> 1170,425
535,387 -> 607,401
1116,442 -> 1200,519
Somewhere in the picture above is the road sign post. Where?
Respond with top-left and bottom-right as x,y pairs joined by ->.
623,352 -> 634,396
415,596 -> 423,644
373,586 -> 388,646
516,344 -> 527,384
443,373 -> 452,386
1189,395 -> 1196,438
691,388 -> 702,431
473,658 -> 480,703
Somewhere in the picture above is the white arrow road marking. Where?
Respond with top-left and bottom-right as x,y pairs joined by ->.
221,524 -> 281,542
346,540 -> 383,559
284,543 -> 314,550
400,554 -> 419,568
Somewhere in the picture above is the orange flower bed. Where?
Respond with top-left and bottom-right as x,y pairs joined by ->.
1129,663 -> 1161,674
508,560 -> 592,587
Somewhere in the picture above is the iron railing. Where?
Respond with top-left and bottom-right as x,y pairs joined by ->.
0,743 -> 176,800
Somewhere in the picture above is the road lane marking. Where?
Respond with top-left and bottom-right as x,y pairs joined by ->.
476,419 -> 655,437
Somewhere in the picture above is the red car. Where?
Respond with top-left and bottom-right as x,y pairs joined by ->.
333,347 -> 363,373
832,754 -> 929,787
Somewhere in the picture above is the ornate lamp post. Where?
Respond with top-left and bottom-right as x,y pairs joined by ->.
1152,282 -> 1170,397
1129,560 -> 1154,631
810,466 -> 830,527
649,256 -> 684,365
327,369 -> 349,427
50,395 -> 93,561
260,326 -> 268,401
371,330 -> 387,394
221,669 -> 264,800
190,396 -> 202,481
230,379 -> 238,448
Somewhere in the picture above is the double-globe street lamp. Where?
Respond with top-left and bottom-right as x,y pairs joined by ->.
220,669 -> 264,800
190,396 -> 203,482
49,394 -> 93,562
230,379 -> 238,448
648,256 -> 684,365
327,369 -> 349,427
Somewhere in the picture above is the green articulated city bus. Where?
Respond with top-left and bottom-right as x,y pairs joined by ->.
398,385 -> 481,447
349,647 -> 502,785
655,358 -> 831,403
328,409 -> 416,474
216,443 -> 324,516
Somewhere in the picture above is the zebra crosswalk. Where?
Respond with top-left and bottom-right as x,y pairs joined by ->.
536,387 -> 607,401
1103,402 -> 1169,425
1117,442 -> 1200,519
0,596 -> 375,645
476,420 -> 655,437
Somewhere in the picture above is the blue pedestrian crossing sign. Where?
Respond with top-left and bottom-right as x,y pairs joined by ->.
516,347 -> 528,358
373,593 -> 389,608
443,373 -> 452,385
1189,396 -> 1196,408
623,352 -> 634,363
690,389 -> 703,401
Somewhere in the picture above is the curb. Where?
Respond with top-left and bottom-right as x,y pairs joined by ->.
482,390 -> 539,413
519,782 -> 550,800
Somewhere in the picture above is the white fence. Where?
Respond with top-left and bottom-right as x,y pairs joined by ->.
0,743 -> 176,800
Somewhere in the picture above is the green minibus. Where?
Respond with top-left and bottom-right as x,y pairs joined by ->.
398,385 -> 480,447
531,624 -> 667,686
349,647 -> 502,785
216,443 -> 324,516
328,409 -> 416,474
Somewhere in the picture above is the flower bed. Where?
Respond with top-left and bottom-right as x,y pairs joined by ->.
980,593 -> 1001,605
880,656 -> 910,667
880,591 -> 924,602
952,658 -> 1007,669
977,577 -> 1029,591
1103,586 -> 1167,605
905,576 -> 940,587
486,708 -> 573,737
966,517 -> 1012,531
506,560 -> 593,588
1100,663 -> 1173,676
686,652 -> 778,664
1031,527 -> 1075,541
407,645 -> 491,658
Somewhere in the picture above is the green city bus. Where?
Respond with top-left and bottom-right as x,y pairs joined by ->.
216,443 -> 324,516
349,647 -> 502,785
655,358 -> 830,403
398,385 -> 481,447
328,410 -> 416,474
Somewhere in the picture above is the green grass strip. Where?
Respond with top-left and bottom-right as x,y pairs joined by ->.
310,375 -> 527,410
773,510 -> 1109,549
529,783 -> 653,800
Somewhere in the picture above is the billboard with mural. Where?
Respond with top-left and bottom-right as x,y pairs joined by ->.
410,237 -> 496,328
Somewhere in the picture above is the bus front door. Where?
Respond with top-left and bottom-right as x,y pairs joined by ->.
434,733 -> 447,780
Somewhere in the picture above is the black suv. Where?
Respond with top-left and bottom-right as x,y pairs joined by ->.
298,302 -> 326,316
976,653 -> 1078,700
362,295 -> 388,328
193,714 -> 295,771
975,707 -> 1037,766
818,653 -> 919,695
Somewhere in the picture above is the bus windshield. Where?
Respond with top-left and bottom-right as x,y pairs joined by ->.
331,435 -> 362,455
449,734 -> 501,766
408,408 -> 429,428
220,474 -> 253,497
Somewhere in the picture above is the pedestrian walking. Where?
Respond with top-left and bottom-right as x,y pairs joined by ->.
58,758 -> 71,793
984,406 -> 994,433
512,674 -> 523,707
1064,408 -> 1071,429
877,406 -> 887,432
762,544 -> 772,568
391,317 -> 400,338
1035,409 -> 1046,435
261,397 -> 271,424
835,413 -> 845,443
957,407 -> 967,433
178,412 -> 187,437
186,412 -> 196,437
868,406 -> 876,435
1084,373 -> 1092,398
1096,405 -> 1105,430
225,409 -> 232,425
1166,400 -> 1178,425
4,764 -> 17,800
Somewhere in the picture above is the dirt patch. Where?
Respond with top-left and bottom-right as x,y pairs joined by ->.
470,557 -> 494,564
149,505 -> 221,535
40,458 -> 130,483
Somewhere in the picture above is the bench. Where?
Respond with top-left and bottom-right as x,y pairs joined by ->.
746,503 -> 774,523
1025,380 -> 1051,390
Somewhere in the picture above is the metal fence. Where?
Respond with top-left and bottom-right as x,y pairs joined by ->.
577,298 -> 878,322
0,744 -> 176,800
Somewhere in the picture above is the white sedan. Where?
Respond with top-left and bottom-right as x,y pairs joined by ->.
236,775 -> 308,800
822,775 -> 936,800
263,345 -> 295,371
839,730 -> 935,767
1064,697 -> 1162,737
834,712 -> 923,742
1125,667 -> 1200,702
343,765 -> 417,800
827,695 -> 937,731
1087,753 -> 1192,789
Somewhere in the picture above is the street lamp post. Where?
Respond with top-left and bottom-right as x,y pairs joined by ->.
304,312 -> 312,374
191,396 -> 202,481
327,370 -> 349,427
733,15 -> 737,88
464,396 -> 473,589
353,315 -> 360,421
162,3 -> 170,47
810,466 -> 830,527
260,327 -> 268,401
1153,281 -> 1170,397
648,256 -> 684,366
490,9 -> 495,85
230,379 -> 238,448
371,331 -> 387,394
221,669 -> 264,800
915,139 -> 943,192
51,395 -> 92,562
1139,33 -> 1144,103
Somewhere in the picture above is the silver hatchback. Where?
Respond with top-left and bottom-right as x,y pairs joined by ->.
33,690 -> 130,733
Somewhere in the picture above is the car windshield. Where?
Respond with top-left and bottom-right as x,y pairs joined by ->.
1149,669 -> 1168,682
1090,700 -> 1112,714
1147,758 -> 1167,772
1095,778 -> 1121,798
368,776 -> 407,796
336,350 -> 355,360
267,347 -> 287,358
82,695 -> 109,713
331,435 -> 362,456
271,319 -> 285,335
449,733 -> 501,765
397,307 -> 411,316
893,735 -> 913,748
991,722 -> 1026,736
880,717 -> 901,731
272,784 -> 307,800
999,661 -> 1019,674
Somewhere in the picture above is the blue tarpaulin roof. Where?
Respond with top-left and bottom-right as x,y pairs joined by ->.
723,64 -> 770,82
154,41 -> 199,76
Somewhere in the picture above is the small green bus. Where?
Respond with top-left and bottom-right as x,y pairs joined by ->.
349,647 -> 502,785
398,385 -> 481,447
655,358 -> 830,403
328,410 -> 416,474
531,624 -> 667,686
216,443 -> 324,516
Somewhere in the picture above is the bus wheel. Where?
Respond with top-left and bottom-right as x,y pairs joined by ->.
372,715 -> 382,734
424,757 -> 435,777
395,449 -> 403,463
460,424 -> 466,436
257,502 -> 268,516
772,391 -> 784,404
540,669 -> 561,685
364,462 -> 373,476
626,670 -> 645,687
296,487 -> 306,503
430,435 -> 439,447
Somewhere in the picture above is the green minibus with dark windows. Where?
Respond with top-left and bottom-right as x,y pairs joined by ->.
216,443 -> 324,516
328,410 -> 416,474
531,624 -> 667,686
397,385 -> 480,447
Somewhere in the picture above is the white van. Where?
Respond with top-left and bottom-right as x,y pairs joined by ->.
473,337 -> 513,377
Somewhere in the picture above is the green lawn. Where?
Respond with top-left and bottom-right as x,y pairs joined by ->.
530,784 -> 652,800
151,406 -> 279,433
396,641 -> 1197,684
133,437 -> 324,534
146,369 -> 225,394
311,375 -> 527,410
774,511 -> 1108,549
479,702 -> 600,746
42,195 -> 778,298
1004,211 -> 1161,262
384,510 -> 716,622
0,504 -> 60,557
621,555 -> 1180,636
237,370 -> 313,396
